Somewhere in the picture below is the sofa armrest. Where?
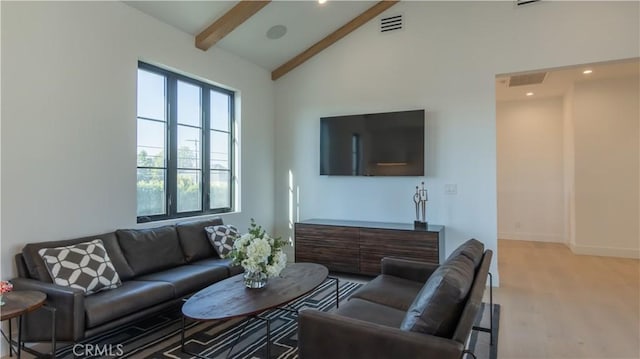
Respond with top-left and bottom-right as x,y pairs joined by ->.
298,310 -> 463,359
381,257 -> 439,282
11,277 -> 86,341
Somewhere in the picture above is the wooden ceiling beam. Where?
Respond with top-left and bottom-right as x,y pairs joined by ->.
271,0 -> 399,81
196,0 -> 271,51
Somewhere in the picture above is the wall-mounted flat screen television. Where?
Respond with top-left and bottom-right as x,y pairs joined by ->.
320,109 -> 425,176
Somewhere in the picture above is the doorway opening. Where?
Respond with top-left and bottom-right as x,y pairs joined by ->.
496,58 -> 639,257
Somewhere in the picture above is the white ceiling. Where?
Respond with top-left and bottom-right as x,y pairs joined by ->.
496,59 -> 640,102
124,0 -> 377,71
123,1 -> 639,89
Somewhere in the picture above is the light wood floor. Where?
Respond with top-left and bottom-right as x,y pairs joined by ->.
494,239 -> 640,359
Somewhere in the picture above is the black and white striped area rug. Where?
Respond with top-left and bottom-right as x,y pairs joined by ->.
55,280 -> 499,359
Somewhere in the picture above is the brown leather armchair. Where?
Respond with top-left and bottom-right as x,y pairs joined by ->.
298,239 -> 492,359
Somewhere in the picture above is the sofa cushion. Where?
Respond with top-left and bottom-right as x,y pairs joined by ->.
116,226 -> 185,276
38,239 -> 122,295
400,255 -> 475,338
205,224 -> 239,257
447,238 -> 484,268
334,298 -> 407,328
84,280 -> 174,328
189,258 -> 244,277
176,218 -> 223,262
135,265 -> 228,297
22,232 -> 135,282
349,274 -> 424,311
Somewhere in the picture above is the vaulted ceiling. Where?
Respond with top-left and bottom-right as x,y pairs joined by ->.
124,1 -> 639,91
124,0 -> 397,80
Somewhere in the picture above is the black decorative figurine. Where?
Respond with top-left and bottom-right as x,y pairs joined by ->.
413,182 -> 428,229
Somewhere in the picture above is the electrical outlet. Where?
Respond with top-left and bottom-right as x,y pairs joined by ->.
445,184 -> 457,195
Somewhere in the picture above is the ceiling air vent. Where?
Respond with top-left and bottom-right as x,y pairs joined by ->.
380,14 -> 403,33
508,72 -> 547,87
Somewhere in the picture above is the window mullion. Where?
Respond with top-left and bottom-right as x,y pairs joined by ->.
203,89 -> 211,212
229,95 -> 235,210
167,75 -> 178,217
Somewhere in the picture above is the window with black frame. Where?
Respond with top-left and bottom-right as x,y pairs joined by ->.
136,62 -> 234,222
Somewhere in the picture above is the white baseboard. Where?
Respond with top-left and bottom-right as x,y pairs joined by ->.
569,243 -> 640,259
498,231 -> 565,243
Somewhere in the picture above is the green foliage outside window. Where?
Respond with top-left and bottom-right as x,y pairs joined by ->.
137,148 -> 229,216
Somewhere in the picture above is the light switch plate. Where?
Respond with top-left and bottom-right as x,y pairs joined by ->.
445,184 -> 457,195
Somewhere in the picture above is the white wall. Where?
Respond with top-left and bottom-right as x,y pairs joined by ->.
497,97 -> 565,242
273,1 -> 640,283
572,77 -> 639,258
0,1 -> 276,280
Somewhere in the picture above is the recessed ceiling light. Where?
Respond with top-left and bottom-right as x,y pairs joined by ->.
266,25 -> 287,40
583,69 -> 593,74
318,0 -> 327,4
526,92 -> 534,96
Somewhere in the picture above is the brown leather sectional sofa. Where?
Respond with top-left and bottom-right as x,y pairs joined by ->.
12,217 -> 240,343
298,239 -> 492,359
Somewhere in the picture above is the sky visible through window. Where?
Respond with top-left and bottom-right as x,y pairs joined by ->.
137,70 -> 165,166
137,69 -> 231,169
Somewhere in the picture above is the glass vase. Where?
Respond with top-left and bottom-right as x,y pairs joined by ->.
243,271 -> 268,289
0,294 -> 4,306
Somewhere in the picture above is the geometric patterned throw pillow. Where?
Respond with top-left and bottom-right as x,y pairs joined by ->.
204,225 -> 239,258
38,239 -> 122,295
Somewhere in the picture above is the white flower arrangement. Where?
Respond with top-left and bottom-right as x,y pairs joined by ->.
227,219 -> 287,278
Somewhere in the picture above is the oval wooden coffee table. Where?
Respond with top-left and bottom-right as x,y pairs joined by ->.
181,263 -> 336,359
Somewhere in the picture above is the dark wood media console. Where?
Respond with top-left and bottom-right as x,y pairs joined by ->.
294,219 -> 445,276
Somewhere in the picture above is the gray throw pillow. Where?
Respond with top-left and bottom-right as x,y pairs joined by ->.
205,225 -> 239,258
38,239 -> 122,295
